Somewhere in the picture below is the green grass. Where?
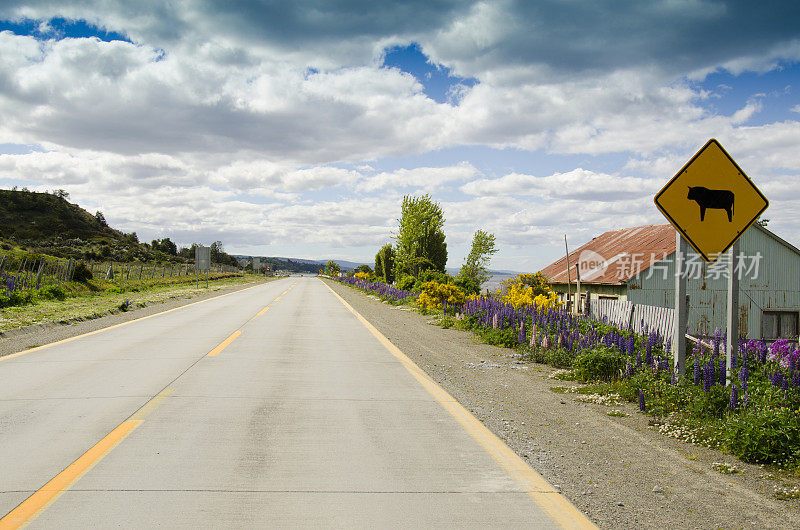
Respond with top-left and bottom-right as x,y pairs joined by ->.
0,274 -> 267,332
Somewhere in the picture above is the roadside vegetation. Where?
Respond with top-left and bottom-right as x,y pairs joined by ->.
325,192 -> 800,481
1,271 -> 257,332
0,188 -> 263,332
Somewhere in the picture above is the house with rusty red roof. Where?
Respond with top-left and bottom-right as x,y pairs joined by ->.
539,223 -> 800,341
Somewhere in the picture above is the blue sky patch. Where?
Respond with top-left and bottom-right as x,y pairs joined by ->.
692,62 -> 799,125
382,43 -> 477,104
0,17 -> 130,43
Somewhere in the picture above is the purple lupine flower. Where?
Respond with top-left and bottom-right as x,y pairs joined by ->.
703,362 -> 713,393
626,335 -> 635,358
694,357 -> 701,385
518,319 -> 526,344
729,384 -> 739,410
739,350 -> 749,393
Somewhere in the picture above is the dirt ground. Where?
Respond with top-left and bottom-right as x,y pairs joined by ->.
325,280 -> 799,529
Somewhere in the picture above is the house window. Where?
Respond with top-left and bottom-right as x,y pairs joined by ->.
598,295 -> 619,301
762,311 -> 799,341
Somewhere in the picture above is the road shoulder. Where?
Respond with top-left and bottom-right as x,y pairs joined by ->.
324,279 -> 798,530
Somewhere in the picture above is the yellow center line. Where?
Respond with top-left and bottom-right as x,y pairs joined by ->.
0,420 -> 141,529
0,385 -> 174,528
206,330 -> 243,357
130,388 -> 175,422
0,279 -> 296,524
321,280 -> 596,530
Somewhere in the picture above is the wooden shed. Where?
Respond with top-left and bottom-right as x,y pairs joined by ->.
540,223 -> 800,342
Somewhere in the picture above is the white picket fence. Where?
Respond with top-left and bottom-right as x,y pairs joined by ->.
589,299 -> 675,339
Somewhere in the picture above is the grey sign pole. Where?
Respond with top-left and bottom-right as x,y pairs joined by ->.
726,240 -> 740,385
195,245 -> 211,289
673,232 -> 688,377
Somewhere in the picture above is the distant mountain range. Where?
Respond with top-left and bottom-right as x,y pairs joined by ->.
233,254 -> 520,276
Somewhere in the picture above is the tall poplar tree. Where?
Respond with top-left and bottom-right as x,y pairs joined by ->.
394,194 -> 447,277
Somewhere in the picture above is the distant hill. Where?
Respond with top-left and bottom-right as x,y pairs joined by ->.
0,189 -> 123,242
0,189 -> 177,262
233,255 -> 522,276
232,255 -> 354,274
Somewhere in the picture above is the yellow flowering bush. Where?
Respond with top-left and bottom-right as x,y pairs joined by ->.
498,274 -> 562,310
416,280 -> 466,310
354,271 -> 372,281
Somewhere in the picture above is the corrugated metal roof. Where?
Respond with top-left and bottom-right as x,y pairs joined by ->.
539,224 -> 677,285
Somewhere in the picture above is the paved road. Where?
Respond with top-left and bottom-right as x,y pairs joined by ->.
0,277 -> 593,528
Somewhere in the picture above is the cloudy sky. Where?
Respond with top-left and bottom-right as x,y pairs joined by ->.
1,1 -> 798,271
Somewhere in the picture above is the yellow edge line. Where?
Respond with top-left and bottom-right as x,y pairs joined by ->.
207,330 -> 243,357
321,280 -> 596,530
0,280 -> 269,363
0,420 -> 141,529
256,306 -> 270,317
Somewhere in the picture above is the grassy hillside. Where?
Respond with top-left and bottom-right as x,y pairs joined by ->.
0,189 -> 173,262
0,189 -> 121,241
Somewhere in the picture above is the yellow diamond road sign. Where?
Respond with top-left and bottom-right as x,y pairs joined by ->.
654,138 -> 768,262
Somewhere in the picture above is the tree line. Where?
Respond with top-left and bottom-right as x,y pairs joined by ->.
340,194 -> 498,295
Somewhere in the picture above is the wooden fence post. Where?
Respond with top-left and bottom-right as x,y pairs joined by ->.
35,260 -> 45,289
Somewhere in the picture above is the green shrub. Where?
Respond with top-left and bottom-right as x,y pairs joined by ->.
721,408 -> 800,465
105,285 -> 125,294
396,274 -> 416,291
413,269 -> 452,290
478,327 -> 518,348
453,274 -> 480,296
72,262 -> 93,283
0,290 -> 33,308
38,285 -> 67,301
573,346 -> 626,382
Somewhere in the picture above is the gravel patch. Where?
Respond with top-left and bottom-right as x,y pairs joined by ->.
326,279 -> 799,529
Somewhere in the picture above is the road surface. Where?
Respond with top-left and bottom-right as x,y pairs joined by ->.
0,277 -> 593,528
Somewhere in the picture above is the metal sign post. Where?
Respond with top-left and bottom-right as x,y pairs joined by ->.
726,240 -> 740,384
673,233 -> 688,377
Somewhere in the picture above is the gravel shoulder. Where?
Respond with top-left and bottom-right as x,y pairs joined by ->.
0,278 -> 273,358
325,279 -> 799,529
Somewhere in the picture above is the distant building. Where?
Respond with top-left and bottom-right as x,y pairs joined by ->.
539,223 -> 800,342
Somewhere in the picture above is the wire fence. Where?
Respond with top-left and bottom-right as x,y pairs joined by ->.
1,251 -> 240,296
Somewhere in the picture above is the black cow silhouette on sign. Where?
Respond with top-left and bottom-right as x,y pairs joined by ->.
687,186 -> 734,222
